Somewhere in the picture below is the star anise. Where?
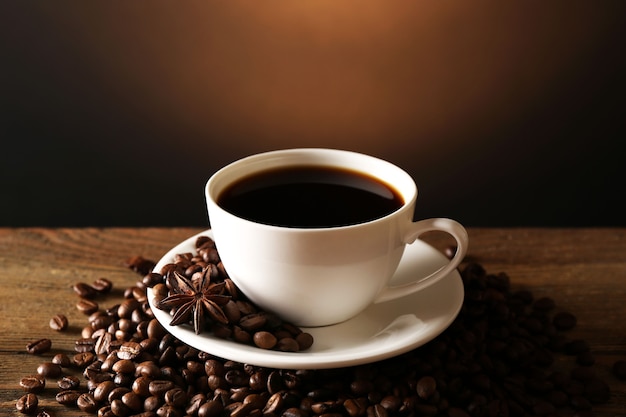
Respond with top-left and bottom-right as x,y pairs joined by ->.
156,268 -> 231,334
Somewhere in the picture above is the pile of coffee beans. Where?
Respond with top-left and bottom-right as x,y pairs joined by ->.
147,235 -> 314,352
16,247 -> 626,416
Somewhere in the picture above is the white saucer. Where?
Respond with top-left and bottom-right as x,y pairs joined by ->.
148,230 -> 464,369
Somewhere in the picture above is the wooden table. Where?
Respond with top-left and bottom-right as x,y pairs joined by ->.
1,228 -> 625,415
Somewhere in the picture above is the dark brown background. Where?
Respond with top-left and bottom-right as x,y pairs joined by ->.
2,1 -> 625,227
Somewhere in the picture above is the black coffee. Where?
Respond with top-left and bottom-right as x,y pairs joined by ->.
217,166 -> 404,228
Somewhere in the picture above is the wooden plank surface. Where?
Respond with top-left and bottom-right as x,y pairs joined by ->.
1,228 -> 625,415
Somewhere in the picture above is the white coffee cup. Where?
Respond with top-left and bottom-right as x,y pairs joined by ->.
206,148 -> 468,327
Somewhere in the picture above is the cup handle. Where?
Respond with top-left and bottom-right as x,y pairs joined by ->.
374,218 -> 469,304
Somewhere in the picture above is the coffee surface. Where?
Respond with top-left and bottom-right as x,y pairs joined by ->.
217,166 -> 403,228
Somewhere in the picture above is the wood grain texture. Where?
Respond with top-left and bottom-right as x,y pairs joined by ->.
1,228 -> 625,415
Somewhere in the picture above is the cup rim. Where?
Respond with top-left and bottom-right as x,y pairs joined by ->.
206,148 -> 418,231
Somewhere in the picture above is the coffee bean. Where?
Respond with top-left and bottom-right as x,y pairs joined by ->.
118,299 -> 141,319
36,362 -> 62,378
164,387 -> 187,407
276,337 -> 300,352
112,372 -> 133,387
584,378 -> 610,404
95,331 -> 113,355
16,393 -> 38,414
110,398 -> 132,416
367,404 -> 388,417
239,313 -> 268,331
283,408 -> 307,417
49,314 -> 68,331
344,397 -> 368,416
296,332 -> 314,351
97,405 -> 115,417
73,351 -> 96,367
81,325 -> 94,338
118,341 -> 143,360
144,395 -> 163,412
108,387 -> 131,403
136,362 -> 161,379
553,311 -> 577,330
232,326 -> 252,344
122,391 -> 143,413
143,272 -> 163,288
201,247 -> 220,264
223,301 -> 242,323
149,380 -> 175,397
130,286 -> 147,303
112,358 -> 135,374
76,298 -> 99,314
20,375 -> 45,393
74,282 -> 98,299
125,255 -> 156,275
56,389 -> 81,406
91,313 -> 115,330
236,300 -> 257,316
416,376 -> 437,399
613,360 -> 626,380
155,403 -> 183,417
26,338 -> 52,354
86,368 -> 113,384
570,395 -> 593,410
94,381 -> 117,402
198,400 -> 223,417
225,369 -> 248,387
57,375 -> 80,390
253,331 -> 277,349
93,277 -> 114,293
147,318 -> 166,339
77,392 -> 99,413
532,296 -> 555,312
51,353 -> 71,367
